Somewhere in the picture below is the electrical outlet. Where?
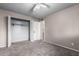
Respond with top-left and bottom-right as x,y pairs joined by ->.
71,42 -> 74,46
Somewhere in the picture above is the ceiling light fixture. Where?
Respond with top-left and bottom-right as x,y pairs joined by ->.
33,3 -> 48,11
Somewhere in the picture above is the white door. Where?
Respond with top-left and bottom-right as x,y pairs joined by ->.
11,19 -> 29,43
30,21 -> 40,41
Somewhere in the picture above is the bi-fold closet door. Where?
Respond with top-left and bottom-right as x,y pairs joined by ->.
11,18 -> 30,43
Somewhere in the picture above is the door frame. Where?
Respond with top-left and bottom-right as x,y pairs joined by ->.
6,16 -> 30,47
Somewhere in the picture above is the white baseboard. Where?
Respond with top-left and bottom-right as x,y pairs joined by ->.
0,45 -> 6,48
44,40 -> 79,53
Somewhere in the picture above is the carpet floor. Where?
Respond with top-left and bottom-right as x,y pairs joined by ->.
0,40 -> 79,56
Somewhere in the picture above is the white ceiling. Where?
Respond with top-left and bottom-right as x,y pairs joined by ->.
0,3 -> 77,19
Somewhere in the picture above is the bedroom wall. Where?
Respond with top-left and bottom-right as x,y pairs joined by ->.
44,4 -> 79,51
0,9 -> 40,47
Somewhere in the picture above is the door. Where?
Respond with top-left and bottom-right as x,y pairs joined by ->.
11,18 -> 30,43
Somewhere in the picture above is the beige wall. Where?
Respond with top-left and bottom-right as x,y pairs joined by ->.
44,4 -> 79,51
0,9 -> 40,47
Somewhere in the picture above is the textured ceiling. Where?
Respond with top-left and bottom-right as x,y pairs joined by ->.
0,3 -> 77,19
